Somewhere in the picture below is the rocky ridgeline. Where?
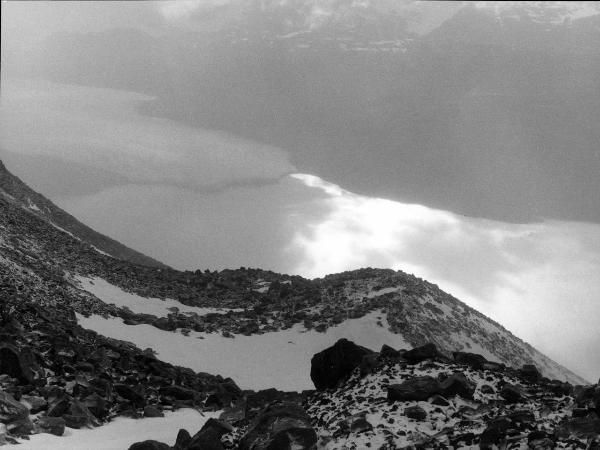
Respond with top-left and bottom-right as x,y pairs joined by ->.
0,170 -> 586,385
126,340 -> 600,450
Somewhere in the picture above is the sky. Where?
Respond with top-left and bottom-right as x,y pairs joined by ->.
1,1 -> 600,382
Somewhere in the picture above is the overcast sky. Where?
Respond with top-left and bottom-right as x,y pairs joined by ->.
2,1 -> 600,382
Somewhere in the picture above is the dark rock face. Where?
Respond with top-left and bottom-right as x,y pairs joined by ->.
128,440 -> 171,450
239,402 -> 317,450
403,343 -> 441,364
310,339 -> 374,390
388,376 -> 440,402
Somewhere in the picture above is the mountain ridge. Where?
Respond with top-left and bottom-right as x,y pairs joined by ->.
0,159 -> 597,448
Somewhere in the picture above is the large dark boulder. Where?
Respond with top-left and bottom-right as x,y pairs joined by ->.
453,351 -> 488,370
128,440 -> 170,450
239,402 -> 317,450
388,376 -> 441,402
187,418 -> 233,450
310,339 -> 374,390
439,373 -> 476,399
403,343 -> 441,364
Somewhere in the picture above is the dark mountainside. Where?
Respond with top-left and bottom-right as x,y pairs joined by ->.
1,159 -> 599,448
8,2 -> 600,223
0,159 -> 165,268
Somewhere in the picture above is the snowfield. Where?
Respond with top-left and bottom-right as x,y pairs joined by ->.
77,310 -> 412,391
5,409 -> 219,450
74,275 -> 242,317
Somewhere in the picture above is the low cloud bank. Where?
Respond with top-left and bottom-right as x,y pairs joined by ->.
290,174 -> 600,382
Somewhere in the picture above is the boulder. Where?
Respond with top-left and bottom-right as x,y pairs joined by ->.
0,392 -> 29,423
339,412 -> 372,434
36,416 -> 66,436
143,405 -> 164,418
239,402 -> 317,450
173,428 -> 192,450
5,416 -> 33,436
452,351 -> 488,370
187,418 -> 234,450
310,339 -> 374,390
403,343 -> 441,364
380,344 -> 401,358
439,373 -> 476,399
388,376 -> 440,402
479,417 -> 511,449
404,405 -> 427,421
499,384 -> 525,404
520,364 -> 542,383
128,440 -> 171,450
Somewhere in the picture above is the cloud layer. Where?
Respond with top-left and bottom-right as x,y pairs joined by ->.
289,174 -> 600,382
0,78 -> 295,190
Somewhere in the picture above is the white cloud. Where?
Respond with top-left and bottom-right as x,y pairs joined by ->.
290,174 -> 600,382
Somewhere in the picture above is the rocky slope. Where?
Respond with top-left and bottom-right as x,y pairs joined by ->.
0,159 -> 164,268
131,340 -> 600,450
0,158 -> 594,447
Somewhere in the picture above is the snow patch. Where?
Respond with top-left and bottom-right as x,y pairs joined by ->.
76,310 -> 412,391
5,409 -> 219,450
74,276 -> 241,317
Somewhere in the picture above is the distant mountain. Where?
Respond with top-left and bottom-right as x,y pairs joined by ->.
0,158 -> 596,447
